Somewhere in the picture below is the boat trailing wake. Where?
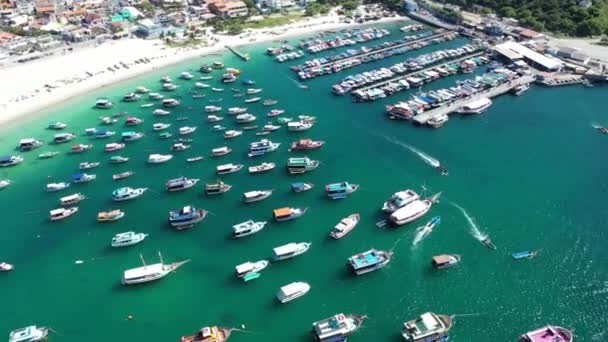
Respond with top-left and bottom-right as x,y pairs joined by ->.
379,135 -> 441,169
411,225 -> 432,247
449,201 -> 486,241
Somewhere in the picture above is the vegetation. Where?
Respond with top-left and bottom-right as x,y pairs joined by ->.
243,13 -> 305,29
438,0 -> 608,36
165,38 -> 207,48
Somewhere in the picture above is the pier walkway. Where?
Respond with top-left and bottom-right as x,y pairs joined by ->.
314,31 -> 456,69
412,75 -> 535,124
355,50 -> 485,95
226,46 -> 250,61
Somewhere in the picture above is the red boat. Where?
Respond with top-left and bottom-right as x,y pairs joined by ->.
597,126 -> 608,135
290,138 -> 325,150
125,117 -> 143,126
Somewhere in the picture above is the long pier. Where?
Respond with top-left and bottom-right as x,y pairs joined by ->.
355,50 -> 485,94
412,75 -> 536,125
226,46 -> 250,61
313,31 -> 456,69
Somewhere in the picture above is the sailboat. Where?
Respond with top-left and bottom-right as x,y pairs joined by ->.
122,252 -> 189,285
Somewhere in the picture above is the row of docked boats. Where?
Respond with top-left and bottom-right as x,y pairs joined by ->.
299,27 -> 390,54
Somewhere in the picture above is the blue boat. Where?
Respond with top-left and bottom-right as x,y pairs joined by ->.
511,250 -> 539,260
291,182 -> 313,193
71,173 -> 96,183
347,249 -> 393,275
168,205 -> 208,229
242,79 -> 255,85
325,182 -> 359,200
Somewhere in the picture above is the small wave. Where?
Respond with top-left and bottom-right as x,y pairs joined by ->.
449,201 -> 486,241
379,134 -> 440,168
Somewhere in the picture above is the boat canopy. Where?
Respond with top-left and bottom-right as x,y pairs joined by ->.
123,263 -> 164,280
235,262 -> 254,274
60,194 -> 80,202
279,282 -> 306,296
350,250 -> 382,269
273,243 -> 297,256
432,255 -> 452,265
326,182 -> 349,192
273,207 -> 291,217
49,208 -> 65,216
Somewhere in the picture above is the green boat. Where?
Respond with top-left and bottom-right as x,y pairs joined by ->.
159,132 -> 173,139
276,117 -> 293,125
38,151 -> 59,159
243,272 -> 260,282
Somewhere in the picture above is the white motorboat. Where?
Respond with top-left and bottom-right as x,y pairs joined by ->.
111,231 -> 148,248
330,213 -> 360,239
205,105 -> 222,113
389,199 -> 433,226
162,82 -> 178,91
8,326 -> 48,342
79,161 -> 100,170
179,126 -> 197,135
153,123 -> 171,131
248,162 -> 275,174
49,207 -> 78,221
228,107 -> 247,115
263,124 -> 281,131
149,92 -> 164,100
47,182 -> 70,192
0,179 -> 11,189
19,138 -> 43,151
162,98 -> 180,107
287,121 -> 313,131
232,220 -> 267,238
242,189 -> 273,203
216,163 -> 243,175
276,282 -> 310,303
195,82 -> 210,88
427,114 -> 449,128
0,262 -> 14,271
112,187 -> 147,201
122,252 -> 189,285
180,72 -> 194,80
211,87 -> 224,92
245,97 -> 261,103
153,109 -> 171,116
60,193 -> 85,206
382,189 -> 420,213
207,115 -> 224,122
272,242 -> 311,261
211,125 -> 226,131
236,113 -> 256,123
104,143 -> 125,152
247,88 -> 263,94
165,177 -> 199,192
456,97 -> 492,114
148,154 -> 173,163
0,155 -> 24,167
235,260 -> 268,280
223,130 -> 242,139
211,146 -> 232,156
71,173 -> 96,183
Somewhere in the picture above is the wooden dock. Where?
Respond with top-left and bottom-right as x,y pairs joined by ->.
226,46 -> 250,61
412,75 -> 536,125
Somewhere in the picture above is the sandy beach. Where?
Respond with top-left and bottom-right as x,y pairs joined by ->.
0,14 -> 405,127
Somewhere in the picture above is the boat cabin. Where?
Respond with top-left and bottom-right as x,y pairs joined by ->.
273,207 -> 293,220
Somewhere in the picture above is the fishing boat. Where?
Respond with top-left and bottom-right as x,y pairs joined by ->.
19,138 -> 43,151
242,190 -> 273,203
95,98 -> 113,109
148,154 -> 173,163
216,163 -> 243,175
60,193 -> 85,206
49,207 -> 78,221
48,121 -> 67,130
291,182 -> 314,193
235,260 -> 268,280
71,172 -> 96,183
205,180 -> 232,195
232,220 -> 267,238
207,115 -> 224,123
172,143 -> 191,151
125,117 -> 144,126
54,133 -> 76,143
432,254 -> 461,269
244,97 -> 261,103
38,151 -> 58,159
263,99 -> 278,106
112,187 -> 147,201
104,143 -> 125,152
276,282 -> 310,303
109,155 -> 129,164
187,156 -> 204,163
8,326 -> 49,342
481,237 -> 497,250
113,171 -> 134,180
154,109 -> 171,116
97,209 -> 125,222
273,207 -> 308,222
223,130 -> 242,139
325,182 -> 359,199
247,88 -> 262,94
401,312 -> 453,342
248,139 -> 280,157
123,93 -> 140,102
267,109 -> 284,118
70,144 -> 92,155
287,121 -> 313,131
122,131 -> 144,142
122,252 -> 189,285
111,231 -> 147,248
205,105 -> 222,113
311,313 -> 365,341
162,83 -> 177,91
272,242 -> 311,261
168,205 -> 208,229
78,162 -> 101,170
287,157 -> 319,174
248,162 -> 275,174
519,325 -> 573,342
211,125 -> 226,131
382,189 -> 420,213
180,72 -> 194,80
511,250 -> 540,260
330,214 -> 360,239
236,113 -> 256,123
179,126 -> 197,135
0,155 -> 24,167
0,179 -> 10,189
1,262 -> 14,271
347,249 -> 393,275
228,107 -> 247,115
166,177 -> 199,192
149,92 -> 163,100
290,139 -> 324,150
211,146 -> 232,156
94,129 -> 115,139
389,198 -> 434,226
456,97 -> 492,114
47,182 -> 70,192
162,98 -> 180,107
180,326 -> 232,342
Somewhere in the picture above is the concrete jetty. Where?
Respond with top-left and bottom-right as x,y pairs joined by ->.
226,46 -> 250,61
412,75 -> 535,125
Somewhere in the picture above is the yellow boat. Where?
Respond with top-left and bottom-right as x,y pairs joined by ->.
97,209 -> 125,222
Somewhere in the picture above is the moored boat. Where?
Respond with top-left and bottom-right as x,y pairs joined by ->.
187,156 -> 204,163
382,189 -> 420,213
389,199 -> 433,226
122,92 -> 140,102
330,213 -> 360,239
208,115 -> 224,123
432,254 -> 461,269
205,105 -> 222,113
232,220 -> 267,238
8,326 -> 48,342
291,182 -> 314,193
38,151 -> 59,159
60,193 -> 85,206
287,121 -> 314,132
236,113 -> 256,123
19,138 -> 43,151
163,98 -> 180,107
287,156 -> 319,174
263,99 -> 278,106
235,260 -> 268,280
154,109 -> 171,116
109,155 -> 129,164
49,207 -> 78,221
111,231 -> 147,248
456,97 -> 492,114
125,117 -> 144,126
216,163 -> 243,175
518,325 -> 573,342
54,133 -> 76,144
273,242 -> 311,261
104,143 -> 125,152
211,146 -> 232,157
97,209 -> 125,222
290,138 -> 324,150
242,189 -> 273,203
148,154 -> 173,163
179,126 -> 197,135
205,179 -> 231,195
166,177 -> 199,192
228,107 -> 247,115
0,155 -> 24,167
71,143 -> 92,153
71,172 -> 96,183
223,130 -> 242,139
122,252 -> 189,285
311,313 -> 365,341
79,161 -> 100,170
94,129 -> 115,139
168,205 -> 208,229
244,97 -> 261,103
248,162 -> 275,173
112,187 -> 147,201
180,326 -> 232,342
276,281 -> 310,303
325,182 -> 359,200
401,312 -> 452,342
112,171 -> 134,180
47,182 -> 70,192
95,98 -> 113,109
248,139 -> 280,157
153,123 -> 171,131
1,262 -> 14,271
511,250 -> 540,260
0,179 -> 10,189
347,248 -> 392,275
122,131 -> 144,142
172,143 -> 191,151
273,207 -> 308,222
48,121 -> 67,130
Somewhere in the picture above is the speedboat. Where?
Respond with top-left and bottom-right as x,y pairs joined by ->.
287,121 -> 313,131
211,125 -> 226,131
236,113 -> 256,123
276,282 -> 310,303
211,87 -> 224,92
53,133 -> 76,143
122,93 -> 140,102
401,312 -> 452,341
244,97 -> 261,103
71,143 -> 92,153
0,180 -> 11,189
105,143 -> 125,152
232,220 -> 267,238
242,189 -> 273,203
519,325 -> 573,342
290,138 -> 324,150
267,109 -> 284,117
263,124 -> 280,131
71,172 -> 96,183
168,205 -> 208,229
432,254 -> 461,269
481,237 -> 497,250
211,146 -> 232,156
187,156 -> 204,163
325,182 -> 359,200
228,107 -> 247,115
216,163 -> 243,175
122,252 -> 189,285
223,130 -> 242,139
95,98 -> 113,109
162,83 -> 177,91
247,88 -> 262,94
49,207 -> 78,221
199,75 -> 213,80
162,98 -> 180,107
272,242 -> 311,261
205,180 -> 231,195
382,189 -> 420,213
330,213 -> 360,239
19,138 -> 43,151
111,187 -> 147,201
179,126 -> 197,135
248,162 -> 275,174
207,115 -> 224,123
97,209 -> 125,222
122,131 -> 144,142
235,260 -> 268,281
291,182 -> 314,193
180,72 -> 193,80
148,154 -> 173,163
8,326 -> 49,342
109,156 -> 129,164
312,314 -> 365,342
171,143 -> 191,151
348,249 -> 393,275
48,121 -> 67,130
389,199 -> 433,226
112,171 -> 135,180
153,109 -> 171,116
47,182 -> 70,192
125,117 -> 144,126
195,82 -> 210,88
205,105 -> 222,113
0,262 -> 14,271
0,155 -> 24,167
111,231 -> 147,248
153,123 -> 171,131
511,250 -> 540,260
165,177 -> 199,192
273,207 -> 307,222
140,103 -> 154,108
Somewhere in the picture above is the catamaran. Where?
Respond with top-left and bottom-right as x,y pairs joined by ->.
347,249 -> 393,275
121,252 -> 189,285
111,231 -> 147,248
232,220 -> 267,238
401,312 -> 453,342
168,205 -> 208,229
166,177 -> 199,192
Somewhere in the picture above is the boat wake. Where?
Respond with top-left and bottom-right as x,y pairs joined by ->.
289,77 -> 309,89
411,225 -> 432,247
379,135 -> 441,169
449,201 -> 486,241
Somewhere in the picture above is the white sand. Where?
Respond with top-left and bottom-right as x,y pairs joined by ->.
0,14 -> 405,126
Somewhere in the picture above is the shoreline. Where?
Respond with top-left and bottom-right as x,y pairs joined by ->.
0,15 -> 406,129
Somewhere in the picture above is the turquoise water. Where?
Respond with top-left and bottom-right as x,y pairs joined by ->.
1,20 -> 607,341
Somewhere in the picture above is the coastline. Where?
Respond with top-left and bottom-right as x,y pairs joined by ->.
0,15 -> 406,128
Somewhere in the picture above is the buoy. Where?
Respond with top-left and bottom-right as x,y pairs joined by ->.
75,260 -> 84,264
128,315 -> 133,320
241,324 -> 245,329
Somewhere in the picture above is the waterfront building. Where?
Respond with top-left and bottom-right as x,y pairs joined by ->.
207,0 -> 248,18
494,41 -> 562,72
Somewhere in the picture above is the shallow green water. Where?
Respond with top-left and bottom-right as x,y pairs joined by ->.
1,21 -> 607,341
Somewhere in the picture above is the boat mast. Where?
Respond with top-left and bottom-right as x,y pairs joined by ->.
158,251 -> 164,265
139,254 -> 146,267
